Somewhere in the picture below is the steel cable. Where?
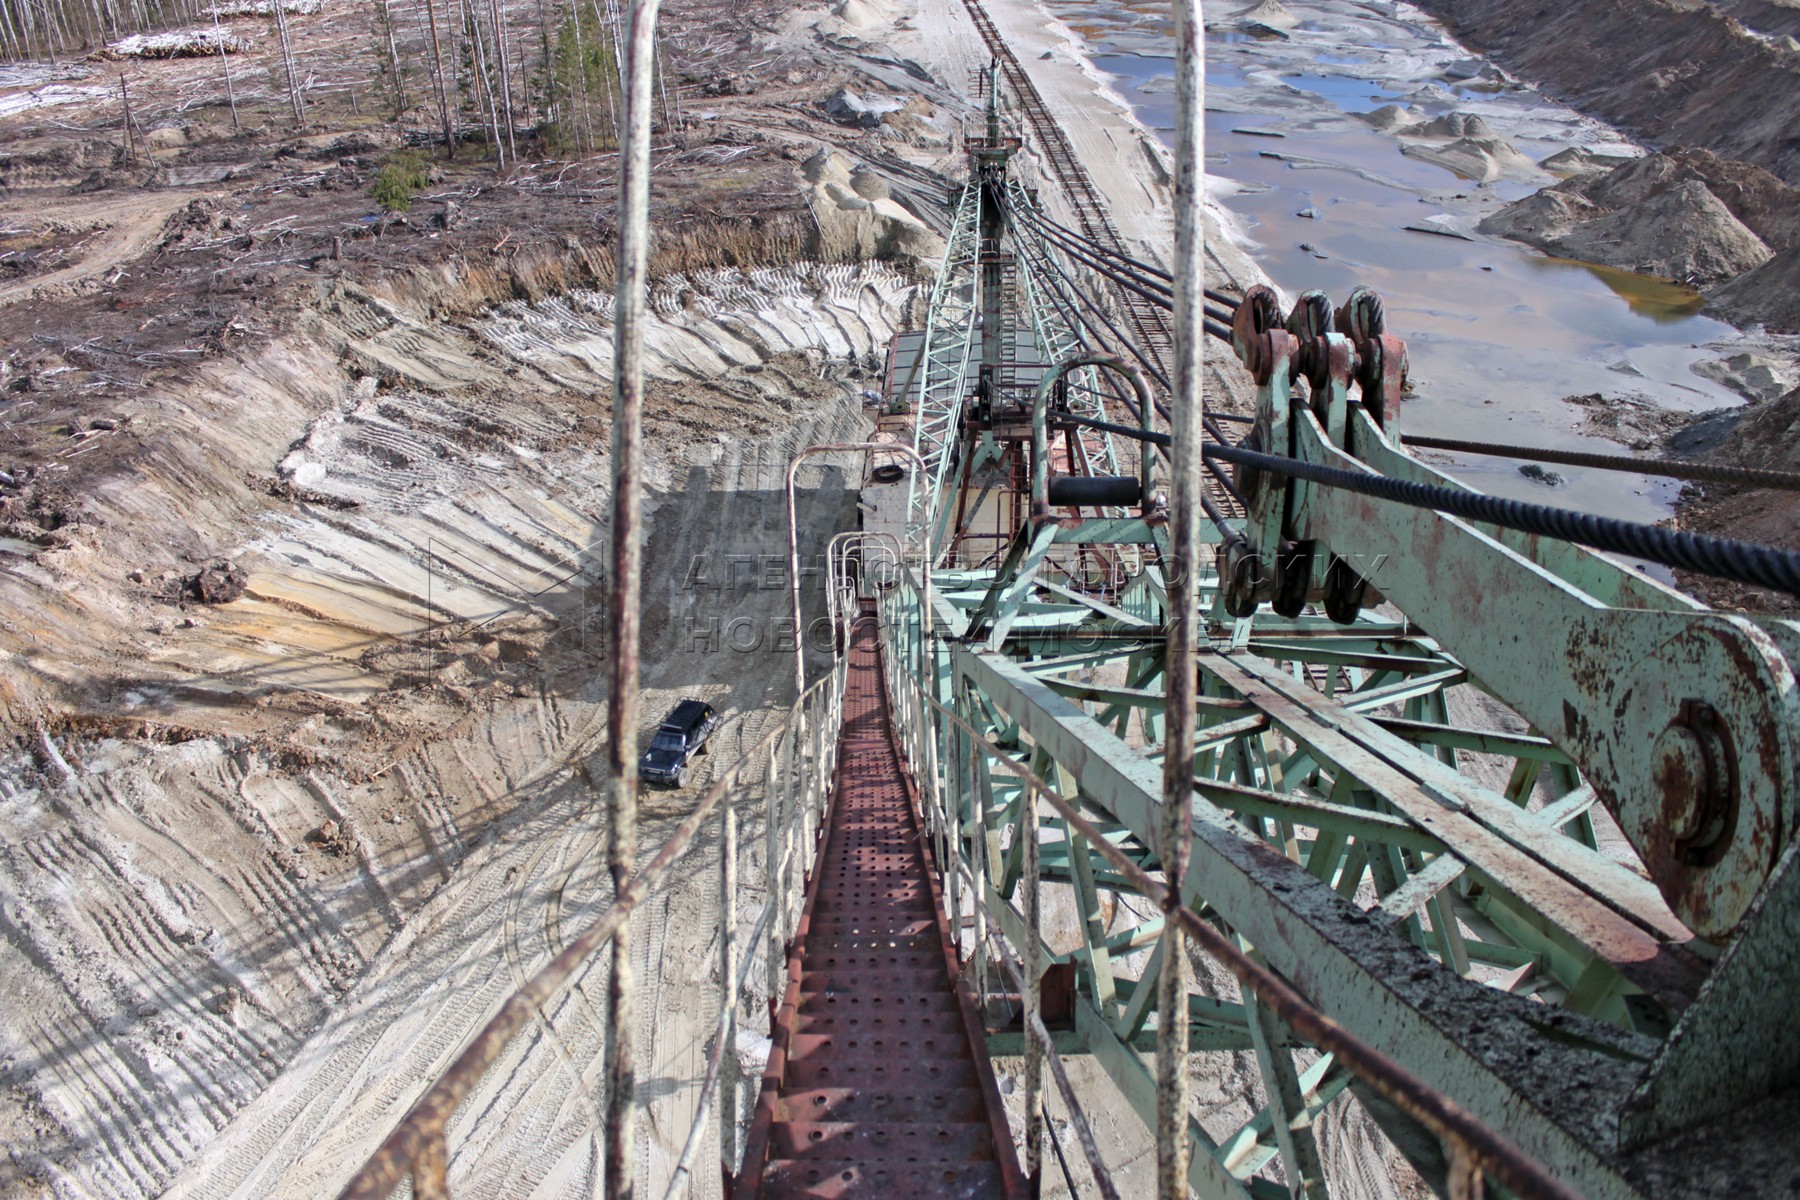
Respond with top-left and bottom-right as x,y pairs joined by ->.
1399,433 -> 1800,492
1210,441 -> 1800,597
997,188 -> 1240,450
1003,192 -> 1236,340
1055,412 -> 1800,596
1133,392 -> 1796,491
999,188 -> 1248,516
1019,201 -> 1247,313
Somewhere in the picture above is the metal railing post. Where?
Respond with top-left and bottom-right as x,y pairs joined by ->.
602,0 -> 663,1188
782,728 -> 799,920
1023,780 -> 1045,1193
966,681 -> 991,1009
1156,0 -> 1206,1195
787,444 -> 928,698
718,800 -> 739,1177
765,740 -> 784,1007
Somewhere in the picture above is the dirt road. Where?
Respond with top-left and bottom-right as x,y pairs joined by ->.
0,190 -> 205,308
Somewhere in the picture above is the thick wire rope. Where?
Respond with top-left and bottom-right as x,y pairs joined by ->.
1022,201 -> 1248,316
1398,434 -> 1800,492
1214,441 -> 1800,595
997,192 -> 1243,449
1001,192 -> 1246,469
1001,188 -> 1233,340
1179,413 -> 1800,490
1055,412 -> 1800,596
1012,200 -> 1239,327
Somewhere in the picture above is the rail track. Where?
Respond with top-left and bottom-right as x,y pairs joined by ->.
957,0 -> 1176,383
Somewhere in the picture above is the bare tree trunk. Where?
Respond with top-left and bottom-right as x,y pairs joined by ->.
532,0 -> 551,124
376,0 -> 405,117
655,34 -> 677,146
421,0 -> 456,156
597,0 -> 620,148
43,0 -> 69,62
462,0 -> 504,165
271,0 -> 307,127
40,0 -> 63,65
486,0 -> 516,162
567,0 -> 597,154
118,72 -> 137,161
211,4 -> 239,129
0,0 -> 23,62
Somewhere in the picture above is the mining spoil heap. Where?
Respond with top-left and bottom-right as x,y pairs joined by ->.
0,0 -> 1796,1197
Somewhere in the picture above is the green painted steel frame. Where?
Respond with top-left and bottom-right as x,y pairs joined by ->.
875,103 -> 1797,1200
870,554 -> 1729,1200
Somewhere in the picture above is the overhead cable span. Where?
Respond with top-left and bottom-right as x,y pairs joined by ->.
1054,413 -> 1800,597
1212,441 -> 1800,598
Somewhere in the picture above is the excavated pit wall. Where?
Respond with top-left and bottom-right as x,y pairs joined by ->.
0,258 -> 919,1200
1408,0 -> 1800,186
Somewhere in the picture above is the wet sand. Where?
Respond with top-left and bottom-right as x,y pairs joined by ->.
1046,0 -> 1764,528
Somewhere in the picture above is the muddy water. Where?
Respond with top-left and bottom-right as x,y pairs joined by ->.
1046,0 -> 1750,525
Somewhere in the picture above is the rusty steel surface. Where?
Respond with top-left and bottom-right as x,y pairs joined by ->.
737,616 -> 1024,1200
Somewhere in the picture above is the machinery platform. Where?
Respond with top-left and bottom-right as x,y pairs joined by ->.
735,614 -> 1025,1199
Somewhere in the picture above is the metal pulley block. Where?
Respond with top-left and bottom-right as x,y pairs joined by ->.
1335,285 -> 1408,434
1219,535 -> 1272,618
1321,551 -> 1371,625
1225,288 -> 1298,627
1224,283 -> 1405,626
1272,539 -> 1315,619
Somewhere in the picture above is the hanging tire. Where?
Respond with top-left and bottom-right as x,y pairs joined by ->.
675,766 -> 689,790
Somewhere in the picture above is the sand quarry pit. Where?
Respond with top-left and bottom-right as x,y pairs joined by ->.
0,0 -> 958,1187
13,0 -> 1794,1193
0,250 -> 925,1197
0,0 -> 1337,1185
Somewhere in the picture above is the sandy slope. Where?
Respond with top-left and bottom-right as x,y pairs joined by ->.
0,260 -> 914,1200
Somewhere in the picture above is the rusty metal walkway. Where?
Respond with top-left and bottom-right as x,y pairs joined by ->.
735,613 -> 1025,1199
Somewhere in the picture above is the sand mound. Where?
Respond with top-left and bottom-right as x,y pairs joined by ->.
1357,103 -> 1426,133
1540,146 -> 1638,178
1483,149 -> 1800,290
1691,352 -> 1800,402
1554,180 -> 1772,284
1707,247 -> 1800,331
1416,112 -> 1491,138
1357,106 -> 1491,140
802,149 -> 942,261
1399,135 -> 1535,182
1479,188 -> 1603,243
833,0 -> 889,33
1576,149 -> 1800,250
1230,0 -> 1300,29
1721,384 -> 1800,471
1678,382 -> 1800,612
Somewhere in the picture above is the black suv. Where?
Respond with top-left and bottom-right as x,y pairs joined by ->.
638,699 -> 719,788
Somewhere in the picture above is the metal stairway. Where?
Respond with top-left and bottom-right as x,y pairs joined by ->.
735,613 -> 1024,1199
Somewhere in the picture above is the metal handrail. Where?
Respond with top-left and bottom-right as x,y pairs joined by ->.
335,663 -> 847,1200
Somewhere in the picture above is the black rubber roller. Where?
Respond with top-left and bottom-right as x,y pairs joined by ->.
1047,475 -> 1142,508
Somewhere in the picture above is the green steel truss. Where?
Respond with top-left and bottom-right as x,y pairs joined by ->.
862,341 -> 1800,1199
908,166 -> 1131,570
1004,178 -> 1119,485
906,175 -> 983,555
